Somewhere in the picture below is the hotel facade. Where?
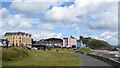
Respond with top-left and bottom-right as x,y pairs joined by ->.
63,36 -> 77,47
4,32 -> 32,47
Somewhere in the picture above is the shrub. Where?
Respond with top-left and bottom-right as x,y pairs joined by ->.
2,47 -> 29,60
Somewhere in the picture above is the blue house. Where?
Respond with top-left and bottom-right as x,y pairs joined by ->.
77,40 -> 83,48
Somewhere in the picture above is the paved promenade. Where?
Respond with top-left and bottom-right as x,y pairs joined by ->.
73,51 -> 115,68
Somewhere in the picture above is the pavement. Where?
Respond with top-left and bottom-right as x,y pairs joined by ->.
73,51 -> 116,68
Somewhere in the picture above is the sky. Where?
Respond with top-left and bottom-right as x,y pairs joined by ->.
0,0 -> 119,45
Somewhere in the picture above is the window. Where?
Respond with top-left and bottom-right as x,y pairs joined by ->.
19,37 -> 21,39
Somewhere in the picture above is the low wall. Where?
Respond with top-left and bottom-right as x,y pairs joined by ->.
88,54 -> 120,68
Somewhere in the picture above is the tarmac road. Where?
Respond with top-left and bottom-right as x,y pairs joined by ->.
73,51 -> 115,68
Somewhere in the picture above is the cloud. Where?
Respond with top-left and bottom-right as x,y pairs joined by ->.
27,30 -> 62,40
43,6 -> 82,23
74,27 -> 94,35
0,8 -> 10,18
38,23 -> 55,30
0,20 -> 3,36
4,14 -> 37,29
92,31 -> 118,45
10,2 -> 50,16
10,0 -> 70,16
0,8 -> 40,33
0,7 -> 62,41
86,2 -> 118,31
18,21 -> 32,29
74,26 -> 118,45
11,0 -> 69,2
10,0 -> 118,30
42,0 -> 118,30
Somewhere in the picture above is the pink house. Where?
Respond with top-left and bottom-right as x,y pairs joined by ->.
63,36 -> 77,47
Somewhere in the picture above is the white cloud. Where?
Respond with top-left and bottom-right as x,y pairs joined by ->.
5,14 -> 36,29
9,0 -> 118,30
11,0 -> 69,2
74,26 -> 118,45
38,23 -> 55,30
0,20 -> 3,36
18,21 -> 32,29
10,2 -> 50,16
74,0 -> 119,6
43,6 -> 82,23
1,8 -> 40,29
86,2 -> 118,31
10,0 -> 70,16
0,8 -> 10,18
42,0 -> 118,30
27,30 -> 62,40
74,27 -> 94,35
92,31 -> 118,45
0,7 -> 62,40
0,8 -> 41,35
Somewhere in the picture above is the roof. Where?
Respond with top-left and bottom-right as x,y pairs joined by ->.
50,41 -> 62,44
32,41 -> 50,46
4,32 -> 31,36
63,38 -> 68,39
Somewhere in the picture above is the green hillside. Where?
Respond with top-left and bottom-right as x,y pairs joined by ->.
42,38 -> 63,42
80,36 -> 113,49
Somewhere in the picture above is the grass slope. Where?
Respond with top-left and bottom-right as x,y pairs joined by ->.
3,48 -> 83,66
80,38 -> 113,49
0,47 -> 2,67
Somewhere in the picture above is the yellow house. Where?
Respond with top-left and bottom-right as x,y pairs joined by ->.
4,32 -> 32,47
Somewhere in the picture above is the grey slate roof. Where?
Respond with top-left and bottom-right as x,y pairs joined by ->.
32,41 -> 50,46
4,32 -> 31,36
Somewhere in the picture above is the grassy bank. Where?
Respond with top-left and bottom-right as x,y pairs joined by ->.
3,48 -> 83,66
0,47 -> 2,67
2,47 -> 29,61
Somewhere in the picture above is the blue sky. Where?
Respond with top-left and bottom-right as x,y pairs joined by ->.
0,0 -> 118,45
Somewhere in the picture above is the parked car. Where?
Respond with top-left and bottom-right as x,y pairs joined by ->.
31,47 -> 38,50
26,47 -> 37,50
53,46 -> 61,48
63,47 -> 67,48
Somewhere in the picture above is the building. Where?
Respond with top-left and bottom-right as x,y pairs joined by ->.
77,40 -> 83,48
49,42 -> 63,48
4,32 -> 32,47
77,40 -> 87,48
32,40 -> 51,50
32,40 -> 51,46
63,36 -> 77,47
